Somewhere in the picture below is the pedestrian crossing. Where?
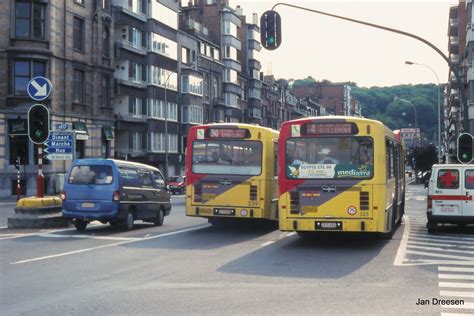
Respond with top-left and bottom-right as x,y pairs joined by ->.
439,265 -> 474,316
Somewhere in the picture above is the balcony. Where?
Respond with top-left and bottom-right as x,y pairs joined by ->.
449,36 -> 459,48
116,112 -> 147,123
116,40 -> 147,56
450,54 -> 459,64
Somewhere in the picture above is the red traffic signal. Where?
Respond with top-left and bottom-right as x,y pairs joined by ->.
260,10 -> 282,50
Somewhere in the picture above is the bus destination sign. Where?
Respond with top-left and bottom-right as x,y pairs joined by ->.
305,123 -> 356,135
207,128 -> 248,138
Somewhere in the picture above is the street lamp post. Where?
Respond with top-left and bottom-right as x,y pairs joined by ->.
163,69 -> 177,180
405,60 -> 442,162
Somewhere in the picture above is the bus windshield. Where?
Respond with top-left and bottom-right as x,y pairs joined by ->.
192,140 -> 262,175
285,137 -> 374,179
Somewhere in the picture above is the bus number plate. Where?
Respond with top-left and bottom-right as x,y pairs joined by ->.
214,208 -> 235,216
315,221 -> 342,230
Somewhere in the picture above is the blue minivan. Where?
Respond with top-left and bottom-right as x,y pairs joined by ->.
62,159 -> 171,231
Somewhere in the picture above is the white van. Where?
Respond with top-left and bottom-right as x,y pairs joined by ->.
426,164 -> 474,233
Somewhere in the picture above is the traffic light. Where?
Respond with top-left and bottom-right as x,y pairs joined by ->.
457,133 -> 473,164
28,104 -> 50,144
260,10 -> 281,50
15,157 -> 20,170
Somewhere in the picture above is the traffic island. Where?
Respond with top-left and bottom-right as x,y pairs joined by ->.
8,196 -> 71,228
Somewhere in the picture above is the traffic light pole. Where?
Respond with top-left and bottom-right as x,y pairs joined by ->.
37,144 -> 44,198
16,157 -> 21,201
270,2 -> 469,132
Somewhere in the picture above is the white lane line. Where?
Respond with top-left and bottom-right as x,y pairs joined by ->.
394,215 -> 410,266
286,232 -> 296,237
441,313 -> 474,316
260,240 -> 275,247
439,274 -> 474,280
440,302 -> 474,309
408,236 -> 474,246
439,267 -> 474,273
41,233 -> 141,241
440,291 -> 474,298
409,233 -> 474,241
406,244 -> 474,255
409,241 -> 474,250
406,250 -> 474,261
10,225 -> 210,265
0,223 -> 108,241
440,282 -> 474,289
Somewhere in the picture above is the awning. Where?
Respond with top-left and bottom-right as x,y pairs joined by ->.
73,121 -> 89,140
102,125 -> 114,140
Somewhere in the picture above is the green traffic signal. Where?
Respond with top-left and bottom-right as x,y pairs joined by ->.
28,104 -> 50,144
457,133 -> 473,163
260,10 -> 282,50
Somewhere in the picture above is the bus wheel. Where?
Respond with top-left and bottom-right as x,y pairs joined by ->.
427,221 -> 437,234
74,219 -> 87,231
154,208 -> 164,226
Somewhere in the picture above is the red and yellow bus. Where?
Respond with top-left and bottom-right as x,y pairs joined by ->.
186,123 -> 279,224
278,116 -> 405,238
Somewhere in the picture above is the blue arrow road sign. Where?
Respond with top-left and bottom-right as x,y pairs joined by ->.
44,147 -> 72,154
27,76 -> 52,101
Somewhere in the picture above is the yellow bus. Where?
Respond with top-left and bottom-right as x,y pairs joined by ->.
278,116 -> 405,238
185,123 -> 279,224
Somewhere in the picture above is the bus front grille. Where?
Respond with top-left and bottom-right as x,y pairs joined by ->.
250,185 -> 258,201
360,191 -> 369,210
290,191 -> 299,214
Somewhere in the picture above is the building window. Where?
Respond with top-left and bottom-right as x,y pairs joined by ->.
76,140 -> 85,159
151,1 -> 178,29
129,62 -> 144,82
224,46 -> 237,60
181,47 -> 189,64
15,0 -> 46,39
224,69 -> 238,85
130,97 -> 143,117
149,33 -> 178,60
147,133 -> 177,153
73,16 -> 85,52
74,0 -> 85,5
132,132 -> 143,152
103,26 -> 110,57
129,0 -> 147,14
223,21 -> 238,38
181,75 -> 203,96
102,75 -> 110,107
129,27 -> 145,49
148,66 -> 177,90
12,60 -> 46,96
73,69 -> 84,103
182,105 -> 204,124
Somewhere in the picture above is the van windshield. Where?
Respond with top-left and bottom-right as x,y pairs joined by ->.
68,165 -> 113,185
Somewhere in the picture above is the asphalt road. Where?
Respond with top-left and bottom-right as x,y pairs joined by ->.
0,185 -> 473,316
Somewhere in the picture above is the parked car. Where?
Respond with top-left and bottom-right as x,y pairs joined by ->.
426,164 -> 474,233
167,175 -> 186,195
61,159 -> 171,231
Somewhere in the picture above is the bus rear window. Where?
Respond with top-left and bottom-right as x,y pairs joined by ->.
285,137 -> 373,179
68,165 -> 113,185
192,140 -> 262,175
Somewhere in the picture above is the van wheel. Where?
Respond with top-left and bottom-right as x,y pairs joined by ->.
154,208 -> 164,226
427,221 -> 437,234
74,219 -> 87,231
124,211 -> 134,230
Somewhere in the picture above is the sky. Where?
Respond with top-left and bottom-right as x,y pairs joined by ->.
231,0 -> 458,88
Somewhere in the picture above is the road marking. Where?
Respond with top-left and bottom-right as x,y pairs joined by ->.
286,232 -> 296,237
408,235 -> 474,245
0,223 -> 108,240
394,215 -> 410,266
409,233 -> 474,241
41,233 -> 141,241
409,241 -> 474,250
406,244 -> 474,255
439,267 -> 474,273
406,250 -> 474,261
439,274 -> 474,280
10,225 -> 210,265
439,291 -> 474,298
260,240 -> 275,247
441,313 -> 474,316
440,282 -> 474,289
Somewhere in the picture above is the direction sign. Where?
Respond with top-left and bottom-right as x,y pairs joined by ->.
44,131 -> 74,160
27,76 -> 52,101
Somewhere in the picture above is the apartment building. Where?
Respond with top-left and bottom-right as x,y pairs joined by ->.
0,0 -> 115,198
